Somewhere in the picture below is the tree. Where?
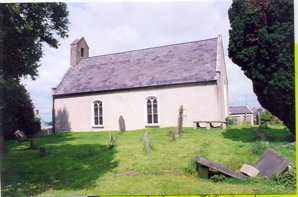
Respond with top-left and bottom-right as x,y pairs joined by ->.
0,3 -> 69,80
0,3 -> 69,139
228,0 -> 294,135
260,109 -> 282,125
0,78 -> 41,139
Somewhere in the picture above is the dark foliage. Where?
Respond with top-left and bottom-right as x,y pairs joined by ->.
0,3 -> 69,80
0,78 -> 41,139
0,3 -> 69,139
228,0 -> 294,135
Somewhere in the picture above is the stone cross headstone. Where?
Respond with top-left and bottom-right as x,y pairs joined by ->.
118,115 -> 126,132
253,149 -> 290,177
176,105 -> 183,135
144,133 -> 151,153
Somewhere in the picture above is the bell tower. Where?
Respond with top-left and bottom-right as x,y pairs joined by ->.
70,37 -> 89,66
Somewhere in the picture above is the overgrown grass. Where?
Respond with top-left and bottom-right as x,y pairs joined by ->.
1,126 -> 296,196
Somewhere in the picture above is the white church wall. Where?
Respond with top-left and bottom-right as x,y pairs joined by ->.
54,83 -> 224,132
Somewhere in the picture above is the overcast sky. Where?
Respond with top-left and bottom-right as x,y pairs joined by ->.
21,0 -> 261,122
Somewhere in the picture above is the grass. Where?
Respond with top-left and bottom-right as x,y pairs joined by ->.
1,126 -> 296,196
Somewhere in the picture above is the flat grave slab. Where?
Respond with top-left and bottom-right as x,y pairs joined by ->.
194,155 -> 248,179
240,164 -> 259,177
253,149 -> 290,178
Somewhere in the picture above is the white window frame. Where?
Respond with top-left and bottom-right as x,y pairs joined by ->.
144,96 -> 160,126
91,100 -> 104,127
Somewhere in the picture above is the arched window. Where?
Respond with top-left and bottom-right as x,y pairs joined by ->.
146,97 -> 158,125
93,100 -> 103,126
80,48 -> 84,57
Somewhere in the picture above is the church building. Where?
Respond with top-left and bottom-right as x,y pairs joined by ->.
52,35 -> 229,132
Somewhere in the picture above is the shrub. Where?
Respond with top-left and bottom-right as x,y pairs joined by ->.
259,121 -> 269,129
273,167 -> 296,190
185,159 -> 197,175
226,117 -> 237,126
261,109 -> 283,126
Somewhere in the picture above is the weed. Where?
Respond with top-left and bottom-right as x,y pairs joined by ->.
167,130 -> 176,141
250,141 -> 269,155
211,174 -> 227,182
184,158 -> 197,175
196,140 -> 210,157
273,167 -> 296,190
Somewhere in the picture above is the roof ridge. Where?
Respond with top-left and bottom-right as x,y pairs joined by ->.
85,37 -> 218,61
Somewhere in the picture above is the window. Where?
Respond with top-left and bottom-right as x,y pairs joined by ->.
146,97 -> 159,125
81,48 -> 84,57
93,100 -> 103,126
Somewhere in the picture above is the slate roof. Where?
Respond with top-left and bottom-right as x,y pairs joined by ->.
54,37 -> 219,96
230,106 -> 254,115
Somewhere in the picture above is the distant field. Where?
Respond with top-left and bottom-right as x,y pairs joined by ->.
1,126 -> 296,196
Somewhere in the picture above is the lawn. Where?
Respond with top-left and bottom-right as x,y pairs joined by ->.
1,126 -> 296,196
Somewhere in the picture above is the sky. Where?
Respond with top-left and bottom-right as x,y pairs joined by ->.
21,0 -> 261,122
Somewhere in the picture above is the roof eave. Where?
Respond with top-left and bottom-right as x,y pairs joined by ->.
53,80 -> 217,98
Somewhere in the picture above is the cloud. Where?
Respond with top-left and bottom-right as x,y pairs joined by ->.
22,0 -> 260,121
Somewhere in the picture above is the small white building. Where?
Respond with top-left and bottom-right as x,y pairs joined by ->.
34,110 -> 53,136
52,35 -> 229,132
229,106 -> 254,125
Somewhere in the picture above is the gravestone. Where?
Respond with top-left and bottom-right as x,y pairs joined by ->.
198,165 -> 209,178
256,112 -> 260,125
195,155 -> 248,179
176,105 -> 183,135
254,128 -> 268,140
14,130 -> 27,143
240,164 -> 259,177
253,149 -> 290,177
118,115 -> 126,132
144,133 -> 151,153
39,147 -> 46,157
